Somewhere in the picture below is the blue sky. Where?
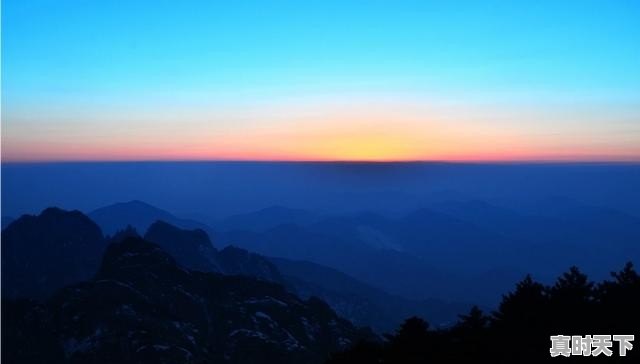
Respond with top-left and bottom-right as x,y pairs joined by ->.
2,0 -> 640,161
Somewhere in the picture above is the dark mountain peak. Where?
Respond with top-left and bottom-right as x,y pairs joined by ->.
146,219 -> 212,247
98,237 -> 177,277
125,199 -> 154,205
41,206 -> 75,216
5,235 -> 371,364
219,245 -> 286,284
17,207 -> 102,232
89,200 -> 215,238
90,200 -> 173,226
143,220 -> 222,273
104,199 -> 163,211
143,220 -> 285,283
1,208 -> 106,299
3,208 -> 104,250
108,225 -> 141,243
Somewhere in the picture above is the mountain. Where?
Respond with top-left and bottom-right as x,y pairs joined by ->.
215,206 -> 319,232
219,246 -> 286,285
216,224 -> 466,303
144,220 -> 284,284
146,217 -> 464,330
146,218 -> 455,330
428,198 -> 640,279
89,200 -> 215,237
143,220 -> 223,273
270,257 -> 469,331
1,216 -> 15,230
2,237 -> 373,364
1,208 -> 106,299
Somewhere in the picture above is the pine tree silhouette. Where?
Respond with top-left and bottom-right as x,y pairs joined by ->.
328,262 -> 640,363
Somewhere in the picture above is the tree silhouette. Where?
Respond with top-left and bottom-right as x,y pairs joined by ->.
456,305 -> 488,331
597,262 -> 640,331
329,262 -> 640,363
547,266 -> 595,333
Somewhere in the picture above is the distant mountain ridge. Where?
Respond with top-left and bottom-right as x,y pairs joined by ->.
9,198 -> 638,334
215,206 -> 319,232
216,199 -> 640,305
89,200 -> 215,237
1,203 -> 469,332
270,256 -> 468,331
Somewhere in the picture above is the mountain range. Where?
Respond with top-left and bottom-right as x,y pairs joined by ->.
5,195 -> 639,333
84,201 -> 473,328
3,236 -> 372,363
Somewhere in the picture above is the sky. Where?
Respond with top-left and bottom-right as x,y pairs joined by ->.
2,0 -> 639,162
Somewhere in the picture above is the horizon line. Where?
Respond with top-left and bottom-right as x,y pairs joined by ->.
3,158 -> 640,165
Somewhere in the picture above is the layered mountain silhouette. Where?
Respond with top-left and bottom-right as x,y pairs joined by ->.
271,257 -> 468,331
89,200 -> 215,237
2,206 -> 443,336
143,220 -> 224,273
83,198 -> 640,307
143,218 -> 466,331
3,237 -> 372,364
215,206 -> 319,232
3,200 -> 639,362
218,246 -> 286,285
81,201 -> 473,328
216,200 -> 640,306
144,220 -> 285,284
2,208 -> 288,299
216,223 -> 477,304
7,197 -> 638,337
1,208 -> 107,299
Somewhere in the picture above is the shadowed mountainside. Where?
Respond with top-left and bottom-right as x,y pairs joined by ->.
2,237 -> 374,364
215,199 -> 640,306
1,208 -> 107,299
271,257 -> 468,331
3,207 -> 445,332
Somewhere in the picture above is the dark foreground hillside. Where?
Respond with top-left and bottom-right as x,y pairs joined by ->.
2,237 -> 372,364
328,264 -> 640,363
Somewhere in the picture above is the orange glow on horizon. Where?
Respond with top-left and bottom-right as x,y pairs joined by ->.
3,98 -> 639,163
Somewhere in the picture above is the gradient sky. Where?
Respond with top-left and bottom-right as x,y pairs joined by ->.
2,0 -> 640,162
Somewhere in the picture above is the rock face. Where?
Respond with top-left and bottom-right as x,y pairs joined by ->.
3,238 -> 372,364
1,208 -> 106,299
1,207 -> 288,299
218,245 -> 286,285
144,220 -> 223,273
144,220 -> 285,284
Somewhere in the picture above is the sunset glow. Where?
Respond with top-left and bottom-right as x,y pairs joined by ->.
2,0 -> 639,162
